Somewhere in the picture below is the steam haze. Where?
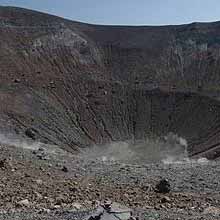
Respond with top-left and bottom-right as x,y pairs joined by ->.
83,133 -> 190,164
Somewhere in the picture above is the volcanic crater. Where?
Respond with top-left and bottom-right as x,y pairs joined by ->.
0,6 -> 220,159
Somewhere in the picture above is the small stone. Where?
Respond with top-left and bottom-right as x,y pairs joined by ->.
35,179 -> 43,185
34,191 -> 43,200
145,205 -> 153,209
25,128 -> 37,140
72,202 -> 82,210
38,147 -> 44,152
62,166 -> 68,172
24,173 -> 31,178
69,186 -> 77,192
102,200 -> 112,211
55,196 -> 64,205
39,166 -> 45,171
161,196 -> 171,203
0,159 -> 11,169
53,205 -> 61,209
16,199 -> 30,207
14,78 -> 21,83
38,208 -> 51,214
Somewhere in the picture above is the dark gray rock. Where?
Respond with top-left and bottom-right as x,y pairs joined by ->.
155,179 -> 171,194
25,128 -> 38,140
62,166 -> 68,172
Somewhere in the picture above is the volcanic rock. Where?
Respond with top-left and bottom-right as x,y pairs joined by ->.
25,128 -> 38,140
86,202 -> 132,220
155,179 -> 171,194
16,199 -> 30,207
62,166 -> 69,172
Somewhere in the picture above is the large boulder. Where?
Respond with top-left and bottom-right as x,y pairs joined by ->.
86,201 -> 133,220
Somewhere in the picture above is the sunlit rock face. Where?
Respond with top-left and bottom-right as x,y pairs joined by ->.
0,6 -> 220,158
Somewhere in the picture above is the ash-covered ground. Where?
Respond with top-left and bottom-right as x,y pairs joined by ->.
0,134 -> 219,219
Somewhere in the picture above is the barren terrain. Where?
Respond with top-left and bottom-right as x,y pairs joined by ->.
0,6 -> 220,219
0,142 -> 219,219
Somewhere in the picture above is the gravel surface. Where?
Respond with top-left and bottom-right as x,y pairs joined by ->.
0,143 -> 219,219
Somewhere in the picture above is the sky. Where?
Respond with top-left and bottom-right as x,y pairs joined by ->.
0,0 -> 220,26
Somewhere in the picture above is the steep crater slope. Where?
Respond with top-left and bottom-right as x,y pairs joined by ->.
0,7 -> 220,158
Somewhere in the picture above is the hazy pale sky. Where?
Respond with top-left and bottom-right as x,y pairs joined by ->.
0,0 -> 220,25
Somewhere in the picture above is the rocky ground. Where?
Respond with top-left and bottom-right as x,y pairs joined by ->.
0,142 -> 219,219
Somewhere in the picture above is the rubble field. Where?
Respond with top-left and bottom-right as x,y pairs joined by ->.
0,143 -> 219,219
